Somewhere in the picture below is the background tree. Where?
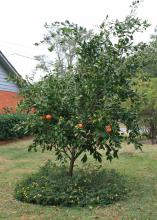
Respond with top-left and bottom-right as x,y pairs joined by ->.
17,1 -> 149,177
134,27 -> 157,144
35,20 -> 93,75
139,78 -> 157,144
138,26 -> 157,77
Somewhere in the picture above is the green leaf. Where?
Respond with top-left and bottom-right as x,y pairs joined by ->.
81,154 -> 87,163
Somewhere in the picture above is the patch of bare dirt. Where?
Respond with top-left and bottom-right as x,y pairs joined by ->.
20,216 -> 37,220
0,156 -> 13,164
10,168 -> 33,174
0,156 -> 31,166
0,167 -> 6,173
0,136 -> 33,146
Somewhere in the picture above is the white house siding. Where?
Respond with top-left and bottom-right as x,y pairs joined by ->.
0,65 -> 19,92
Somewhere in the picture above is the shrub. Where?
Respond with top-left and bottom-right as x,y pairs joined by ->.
0,114 -> 28,140
14,161 -> 128,207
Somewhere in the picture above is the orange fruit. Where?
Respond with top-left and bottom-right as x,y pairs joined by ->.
105,124 -> 112,133
76,123 -> 84,129
45,114 -> 53,120
31,107 -> 36,113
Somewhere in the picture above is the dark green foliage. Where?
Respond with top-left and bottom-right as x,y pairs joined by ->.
14,161 -> 128,207
0,114 -> 28,140
13,1 -> 149,176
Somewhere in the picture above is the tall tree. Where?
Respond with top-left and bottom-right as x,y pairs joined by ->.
138,26 -> 157,77
35,20 -> 93,75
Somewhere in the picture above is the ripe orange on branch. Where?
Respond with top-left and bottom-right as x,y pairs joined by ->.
105,124 -> 112,133
31,107 -> 36,113
76,123 -> 84,129
45,114 -> 53,120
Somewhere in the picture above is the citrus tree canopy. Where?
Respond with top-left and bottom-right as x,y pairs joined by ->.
17,1 -> 149,176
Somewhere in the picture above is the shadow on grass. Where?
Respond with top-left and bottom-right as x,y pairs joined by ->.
14,161 -> 130,207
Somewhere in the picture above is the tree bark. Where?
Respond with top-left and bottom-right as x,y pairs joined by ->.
68,147 -> 75,177
150,123 -> 156,144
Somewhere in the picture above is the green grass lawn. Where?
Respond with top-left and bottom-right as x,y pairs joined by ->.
0,139 -> 157,220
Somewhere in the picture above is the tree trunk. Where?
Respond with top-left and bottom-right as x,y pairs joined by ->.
150,123 -> 156,144
68,147 -> 75,177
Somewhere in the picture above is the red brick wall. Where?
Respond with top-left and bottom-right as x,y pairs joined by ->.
0,90 -> 20,113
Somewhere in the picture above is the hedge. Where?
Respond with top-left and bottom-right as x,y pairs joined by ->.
0,114 -> 28,140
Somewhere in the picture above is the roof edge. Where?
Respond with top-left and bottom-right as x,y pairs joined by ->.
0,51 -> 21,78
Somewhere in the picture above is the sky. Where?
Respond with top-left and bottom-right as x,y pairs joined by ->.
0,0 -> 157,79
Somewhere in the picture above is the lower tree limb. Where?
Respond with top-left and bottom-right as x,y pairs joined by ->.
68,147 -> 75,177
